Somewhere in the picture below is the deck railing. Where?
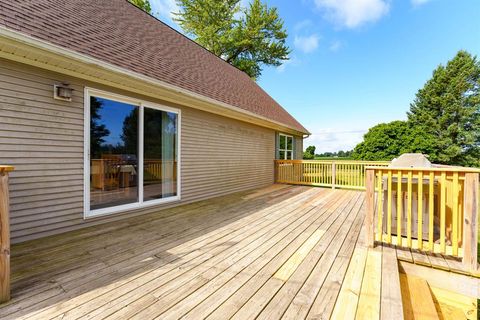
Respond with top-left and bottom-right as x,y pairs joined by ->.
0,165 -> 14,303
365,166 -> 479,271
274,160 -> 390,190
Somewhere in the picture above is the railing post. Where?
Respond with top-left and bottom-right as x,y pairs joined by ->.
0,166 -> 13,303
331,162 -> 336,189
462,172 -> 478,271
365,168 -> 375,247
274,160 -> 278,183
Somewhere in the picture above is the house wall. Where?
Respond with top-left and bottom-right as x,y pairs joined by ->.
0,59 -> 277,243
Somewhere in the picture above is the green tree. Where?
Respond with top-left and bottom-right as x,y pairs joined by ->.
121,109 -> 139,155
174,0 -> 290,79
352,121 -> 435,161
129,0 -> 152,13
408,50 -> 480,166
90,97 -> 110,158
303,145 -> 315,160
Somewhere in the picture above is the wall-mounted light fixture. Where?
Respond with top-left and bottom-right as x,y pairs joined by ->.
53,83 -> 73,101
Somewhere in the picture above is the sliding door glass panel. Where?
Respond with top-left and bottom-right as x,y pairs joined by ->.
90,96 -> 139,210
143,108 -> 178,201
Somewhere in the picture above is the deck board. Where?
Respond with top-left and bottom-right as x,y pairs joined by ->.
0,185 -> 397,320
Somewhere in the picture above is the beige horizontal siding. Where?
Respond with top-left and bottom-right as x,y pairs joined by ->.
0,59 -> 277,243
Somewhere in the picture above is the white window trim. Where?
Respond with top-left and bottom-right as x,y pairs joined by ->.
83,87 -> 181,219
278,133 -> 294,160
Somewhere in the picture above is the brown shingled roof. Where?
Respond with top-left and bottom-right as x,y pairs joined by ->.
0,0 -> 308,133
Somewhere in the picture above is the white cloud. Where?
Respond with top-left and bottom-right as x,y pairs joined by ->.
294,19 -> 314,32
294,34 -> 320,53
314,0 -> 390,29
411,0 -> 432,6
150,0 -> 180,25
304,128 -> 367,153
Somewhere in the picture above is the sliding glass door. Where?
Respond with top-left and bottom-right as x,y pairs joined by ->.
86,89 -> 180,217
143,108 -> 178,201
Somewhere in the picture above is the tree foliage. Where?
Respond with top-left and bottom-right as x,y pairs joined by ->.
351,121 -> 435,161
174,0 -> 290,79
353,51 -> 480,166
129,0 -> 152,13
121,109 -> 139,155
90,98 -> 110,158
407,50 -> 480,166
303,145 -> 315,159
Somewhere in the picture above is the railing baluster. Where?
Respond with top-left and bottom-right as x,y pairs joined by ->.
377,169 -> 383,241
452,172 -> 459,256
417,171 -> 423,250
387,170 -> 392,244
407,171 -> 413,248
397,170 -> 403,246
429,172 -> 434,251
331,162 -> 336,189
440,171 -> 446,254
365,168 -> 375,247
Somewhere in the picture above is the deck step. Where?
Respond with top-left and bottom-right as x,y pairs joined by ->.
400,273 -> 439,319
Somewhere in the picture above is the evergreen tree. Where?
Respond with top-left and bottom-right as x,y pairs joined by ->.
408,50 -> 480,166
90,97 -> 110,158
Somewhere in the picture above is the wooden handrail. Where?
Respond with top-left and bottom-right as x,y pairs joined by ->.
365,167 -> 479,271
282,160 -> 391,165
274,160 -> 390,190
365,165 -> 480,173
0,165 -> 13,303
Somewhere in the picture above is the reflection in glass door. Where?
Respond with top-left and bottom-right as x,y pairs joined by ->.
89,97 -> 139,210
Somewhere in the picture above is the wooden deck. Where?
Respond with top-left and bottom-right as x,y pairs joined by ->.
0,184 -> 471,319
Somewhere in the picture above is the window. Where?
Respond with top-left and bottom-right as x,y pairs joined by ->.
84,88 -> 180,217
278,133 -> 293,160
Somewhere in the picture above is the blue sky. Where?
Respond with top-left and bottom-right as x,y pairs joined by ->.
149,0 -> 480,153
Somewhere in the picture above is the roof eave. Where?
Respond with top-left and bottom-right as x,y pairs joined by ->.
0,26 -> 309,136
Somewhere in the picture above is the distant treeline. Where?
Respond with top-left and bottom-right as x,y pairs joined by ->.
315,150 -> 353,158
